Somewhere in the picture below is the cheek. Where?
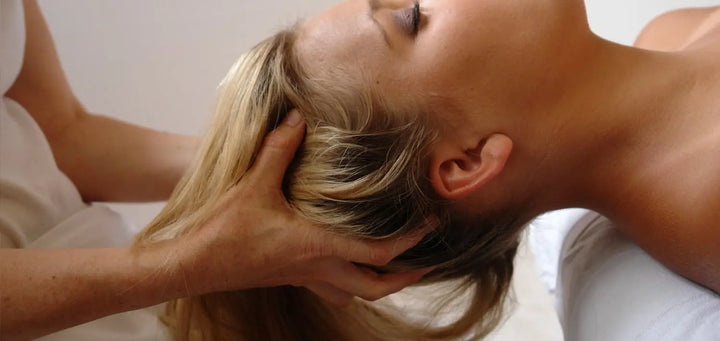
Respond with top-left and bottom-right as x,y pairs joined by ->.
404,38 -> 481,108
401,0 -> 521,103
407,6 -> 491,92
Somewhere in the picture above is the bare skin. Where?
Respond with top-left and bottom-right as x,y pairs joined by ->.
635,6 -> 720,52
2,1 -> 717,338
0,115 -> 429,339
297,1 -> 720,293
593,6 -> 720,294
0,1 -> 429,339
4,0 -> 198,202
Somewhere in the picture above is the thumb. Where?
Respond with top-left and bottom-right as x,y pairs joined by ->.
248,110 -> 306,188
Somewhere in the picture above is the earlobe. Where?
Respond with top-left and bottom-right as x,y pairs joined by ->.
429,134 -> 513,200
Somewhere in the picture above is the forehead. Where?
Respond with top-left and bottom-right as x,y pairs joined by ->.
295,0 -> 390,80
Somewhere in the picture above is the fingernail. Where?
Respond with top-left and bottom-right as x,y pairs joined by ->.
284,110 -> 303,126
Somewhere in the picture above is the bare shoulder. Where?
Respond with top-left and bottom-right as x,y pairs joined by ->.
634,6 -> 720,51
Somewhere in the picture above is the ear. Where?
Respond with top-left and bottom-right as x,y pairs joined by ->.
429,134 -> 513,200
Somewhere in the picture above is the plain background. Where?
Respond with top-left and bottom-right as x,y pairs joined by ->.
37,1 -> 719,340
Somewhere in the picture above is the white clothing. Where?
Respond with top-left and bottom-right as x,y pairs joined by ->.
1,0 -> 168,339
530,210 -> 720,341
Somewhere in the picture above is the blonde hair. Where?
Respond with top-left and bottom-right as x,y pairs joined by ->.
135,27 -> 526,340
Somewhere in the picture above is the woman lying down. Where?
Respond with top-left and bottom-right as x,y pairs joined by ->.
136,0 -> 720,340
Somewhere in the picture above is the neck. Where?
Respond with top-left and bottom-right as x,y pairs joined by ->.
505,33 -> 718,224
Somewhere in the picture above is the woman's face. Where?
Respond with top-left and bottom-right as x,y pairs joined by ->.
296,0 -> 542,128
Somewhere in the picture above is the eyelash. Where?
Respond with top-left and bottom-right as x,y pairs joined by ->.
410,1 -> 421,35
397,1 -> 422,36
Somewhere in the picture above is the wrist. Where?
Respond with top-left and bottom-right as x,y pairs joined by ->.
133,235 -> 212,300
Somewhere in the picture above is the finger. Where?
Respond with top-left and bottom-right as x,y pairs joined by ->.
349,266 -> 428,301
316,259 -> 429,302
247,110 -> 306,188
330,228 -> 431,266
304,281 -> 354,307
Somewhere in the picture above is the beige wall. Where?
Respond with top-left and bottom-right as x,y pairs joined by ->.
39,0 -> 338,229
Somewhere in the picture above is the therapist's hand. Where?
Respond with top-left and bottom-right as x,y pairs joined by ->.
180,110 -> 430,306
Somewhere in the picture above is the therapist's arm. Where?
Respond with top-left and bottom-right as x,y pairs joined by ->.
0,114 -> 431,340
6,0 -> 199,202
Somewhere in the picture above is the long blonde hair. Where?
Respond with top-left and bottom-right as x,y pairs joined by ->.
135,26 -> 526,341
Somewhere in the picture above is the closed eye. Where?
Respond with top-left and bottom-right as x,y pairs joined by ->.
411,1 -> 421,35
394,1 -> 422,36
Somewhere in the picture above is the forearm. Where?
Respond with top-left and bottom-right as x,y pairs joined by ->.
51,113 -> 200,202
0,243 -> 198,340
4,0 -> 199,202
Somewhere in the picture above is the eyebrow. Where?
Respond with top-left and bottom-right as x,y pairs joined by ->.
367,0 -> 392,47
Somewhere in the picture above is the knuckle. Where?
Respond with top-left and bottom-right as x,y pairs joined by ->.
361,289 -> 384,302
357,276 -> 387,302
291,279 -> 308,288
300,238 -> 321,261
302,232 -> 332,259
368,246 -> 392,265
319,244 -> 335,258
336,297 -> 353,307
